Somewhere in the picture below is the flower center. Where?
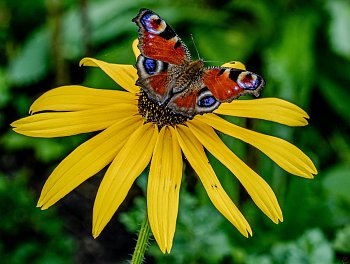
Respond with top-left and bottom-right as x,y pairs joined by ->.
138,90 -> 188,128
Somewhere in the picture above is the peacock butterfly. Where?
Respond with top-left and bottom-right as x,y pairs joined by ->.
132,8 -> 264,118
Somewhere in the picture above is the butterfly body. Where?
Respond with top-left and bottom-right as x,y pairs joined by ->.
133,8 -> 264,118
172,60 -> 204,92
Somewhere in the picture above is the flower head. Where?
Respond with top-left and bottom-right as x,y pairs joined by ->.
11,41 -> 317,253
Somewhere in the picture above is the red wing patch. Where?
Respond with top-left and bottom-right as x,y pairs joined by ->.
140,32 -> 187,65
203,68 -> 264,102
133,9 -> 190,66
172,93 -> 197,108
140,72 -> 170,103
203,69 -> 243,102
147,73 -> 169,96
167,90 -> 198,117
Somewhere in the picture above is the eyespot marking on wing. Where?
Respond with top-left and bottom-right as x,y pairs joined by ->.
137,55 -> 168,76
196,89 -> 220,112
140,12 -> 167,34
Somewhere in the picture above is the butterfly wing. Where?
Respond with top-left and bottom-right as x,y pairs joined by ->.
203,67 -> 265,102
133,9 -> 265,117
167,78 -> 220,118
133,9 -> 191,103
135,55 -> 172,103
168,67 -> 265,118
133,8 -> 191,65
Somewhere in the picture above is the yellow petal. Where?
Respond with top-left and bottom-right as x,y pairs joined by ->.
80,58 -> 139,94
132,39 -> 141,58
29,85 -> 137,114
198,114 -> 317,178
93,123 -> 158,238
175,125 -> 252,237
12,104 -> 138,137
188,119 -> 283,224
148,126 -> 182,253
215,98 -> 309,126
37,115 -> 143,209
221,61 -> 246,70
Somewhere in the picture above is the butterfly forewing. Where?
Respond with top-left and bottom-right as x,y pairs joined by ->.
132,9 -> 191,65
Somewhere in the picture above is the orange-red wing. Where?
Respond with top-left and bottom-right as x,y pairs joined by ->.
203,68 -> 264,102
147,73 -> 169,97
168,90 -> 198,117
139,32 -> 187,65
133,9 -> 190,65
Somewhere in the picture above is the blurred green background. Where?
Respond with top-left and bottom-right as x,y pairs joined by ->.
1,0 -> 350,263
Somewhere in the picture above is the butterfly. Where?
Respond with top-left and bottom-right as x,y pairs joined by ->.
132,8 -> 264,118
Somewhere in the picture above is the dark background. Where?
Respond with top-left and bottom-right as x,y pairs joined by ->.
1,0 -> 350,263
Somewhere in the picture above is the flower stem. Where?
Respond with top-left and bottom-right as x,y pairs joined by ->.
131,212 -> 151,264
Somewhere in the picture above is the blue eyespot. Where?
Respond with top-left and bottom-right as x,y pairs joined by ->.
144,58 -> 157,75
140,12 -> 163,34
198,96 -> 217,107
140,13 -> 153,28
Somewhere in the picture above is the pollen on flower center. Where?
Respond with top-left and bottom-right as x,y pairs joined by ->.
138,90 -> 188,128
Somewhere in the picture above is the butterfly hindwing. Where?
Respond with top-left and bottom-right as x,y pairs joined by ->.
203,67 -> 264,102
136,55 -> 171,102
168,81 -> 220,117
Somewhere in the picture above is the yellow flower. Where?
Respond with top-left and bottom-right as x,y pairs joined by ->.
11,41 -> 317,253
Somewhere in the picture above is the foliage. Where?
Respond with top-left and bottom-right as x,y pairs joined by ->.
1,0 -> 350,263
0,173 -> 75,264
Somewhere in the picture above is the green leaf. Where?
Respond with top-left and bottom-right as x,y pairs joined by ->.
2,131 -> 85,163
247,229 -> 335,264
333,224 -> 350,253
62,0 -> 144,59
0,173 -> 75,263
0,68 -> 10,107
327,0 -> 350,58
7,29 -> 50,86
7,0 -> 144,86
274,229 -> 334,264
119,197 -> 146,233
322,164 -> 350,227
323,165 -> 350,203
196,29 -> 255,64
264,10 -> 319,106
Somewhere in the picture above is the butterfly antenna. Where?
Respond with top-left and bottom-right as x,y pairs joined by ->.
190,34 -> 201,60
203,60 -> 223,64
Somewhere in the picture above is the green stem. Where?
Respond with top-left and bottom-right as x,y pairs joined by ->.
131,212 -> 151,264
